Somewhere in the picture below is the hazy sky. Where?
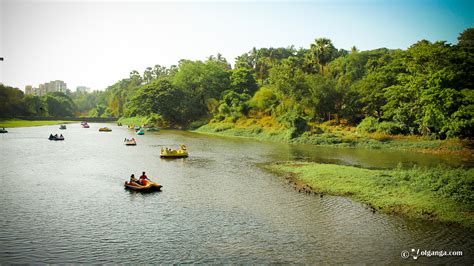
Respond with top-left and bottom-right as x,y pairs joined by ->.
1,0 -> 473,91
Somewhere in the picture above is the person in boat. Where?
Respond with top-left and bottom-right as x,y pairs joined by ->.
54,134 -> 58,138
50,133 -> 54,139
139,172 -> 149,185
60,134 -> 63,138
129,174 -> 138,184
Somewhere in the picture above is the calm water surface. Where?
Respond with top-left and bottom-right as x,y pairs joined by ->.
0,123 -> 472,263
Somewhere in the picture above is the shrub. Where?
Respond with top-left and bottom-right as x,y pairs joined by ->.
376,121 -> 407,135
248,125 -> 263,134
188,120 -> 208,130
145,113 -> 166,127
357,116 -> 379,133
213,123 -> 234,132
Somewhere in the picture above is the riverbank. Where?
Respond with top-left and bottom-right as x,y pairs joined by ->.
195,120 -> 472,156
263,161 -> 474,230
0,119 -> 74,128
117,116 -> 148,127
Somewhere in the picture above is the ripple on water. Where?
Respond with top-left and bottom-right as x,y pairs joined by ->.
0,125 -> 473,264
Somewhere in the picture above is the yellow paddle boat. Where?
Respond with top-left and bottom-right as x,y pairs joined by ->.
160,145 -> 188,158
99,127 -> 112,132
124,179 -> 162,192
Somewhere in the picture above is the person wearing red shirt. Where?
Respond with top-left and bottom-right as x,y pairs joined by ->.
139,171 -> 149,185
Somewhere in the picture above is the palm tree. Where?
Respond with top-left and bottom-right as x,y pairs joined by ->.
309,38 -> 336,75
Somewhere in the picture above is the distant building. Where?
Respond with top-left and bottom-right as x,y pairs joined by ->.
38,84 -> 46,96
25,85 -> 33,95
25,80 -> 68,96
44,80 -> 67,93
76,86 -> 90,93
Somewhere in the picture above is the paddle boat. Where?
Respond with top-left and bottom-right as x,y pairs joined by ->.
124,138 -> 137,146
160,145 -> 188,158
99,127 -> 112,132
0,128 -> 7,133
59,124 -> 67,130
124,179 -> 162,192
49,134 -> 64,141
117,122 -> 122,126
128,124 -> 134,129
136,128 -> 145,135
82,123 -> 90,128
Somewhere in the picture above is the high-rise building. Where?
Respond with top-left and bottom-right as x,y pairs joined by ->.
44,80 -> 67,93
24,80 -> 68,96
76,86 -> 90,93
38,84 -> 46,96
25,85 -> 33,95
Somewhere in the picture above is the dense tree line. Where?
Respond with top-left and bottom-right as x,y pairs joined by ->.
0,84 -> 110,118
0,85 -> 78,117
1,28 -> 472,138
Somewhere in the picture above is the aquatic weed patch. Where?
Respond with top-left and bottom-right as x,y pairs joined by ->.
263,162 -> 474,229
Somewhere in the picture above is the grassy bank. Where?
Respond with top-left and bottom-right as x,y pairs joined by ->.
0,119 -> 74,128
195,118 -> 471,155
117,116 -> 149,127
264,162 -> 474,229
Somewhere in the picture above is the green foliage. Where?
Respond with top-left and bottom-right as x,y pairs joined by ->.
388,165 -> 474,206
457,27 -> 474,46
89,104 -> 107,118
382,39 -> 473,138
117,116 -> 149,126
23,95 -> 47,116
0,85 -> 27,116
42,92 -> 76,117
125,78 -> 184,124
171,59 -> 230,122
376,121 -> 406,135
307,38 -> 337,74
3,29 -> 472,139
230,68 -> 258,95
187,120 -> 209,130
357,116 -> 379,133
248,86 -> 279,114
214,90 -> 251,122
278,111 -> 308,138
69,90 -> 106,116
266,162 -> 474,228
0,119 -> 74,128
358,117 -> 407,135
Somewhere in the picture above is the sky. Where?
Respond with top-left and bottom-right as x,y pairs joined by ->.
1,0 -> 473,92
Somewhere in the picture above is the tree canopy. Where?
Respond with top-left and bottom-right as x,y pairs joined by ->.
2,28 -> 472,138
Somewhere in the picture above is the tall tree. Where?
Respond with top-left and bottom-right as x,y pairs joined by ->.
309,38 -> 337,75
143,67 -> 154,84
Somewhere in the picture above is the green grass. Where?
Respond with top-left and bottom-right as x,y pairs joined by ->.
264,162 -> 474,229
117,116 -> 149,126
196,123 -> 292,142
195,121 -> 470,154
0,119 -> 74,128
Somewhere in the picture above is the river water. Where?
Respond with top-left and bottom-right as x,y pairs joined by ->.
0,123 -> 472,263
